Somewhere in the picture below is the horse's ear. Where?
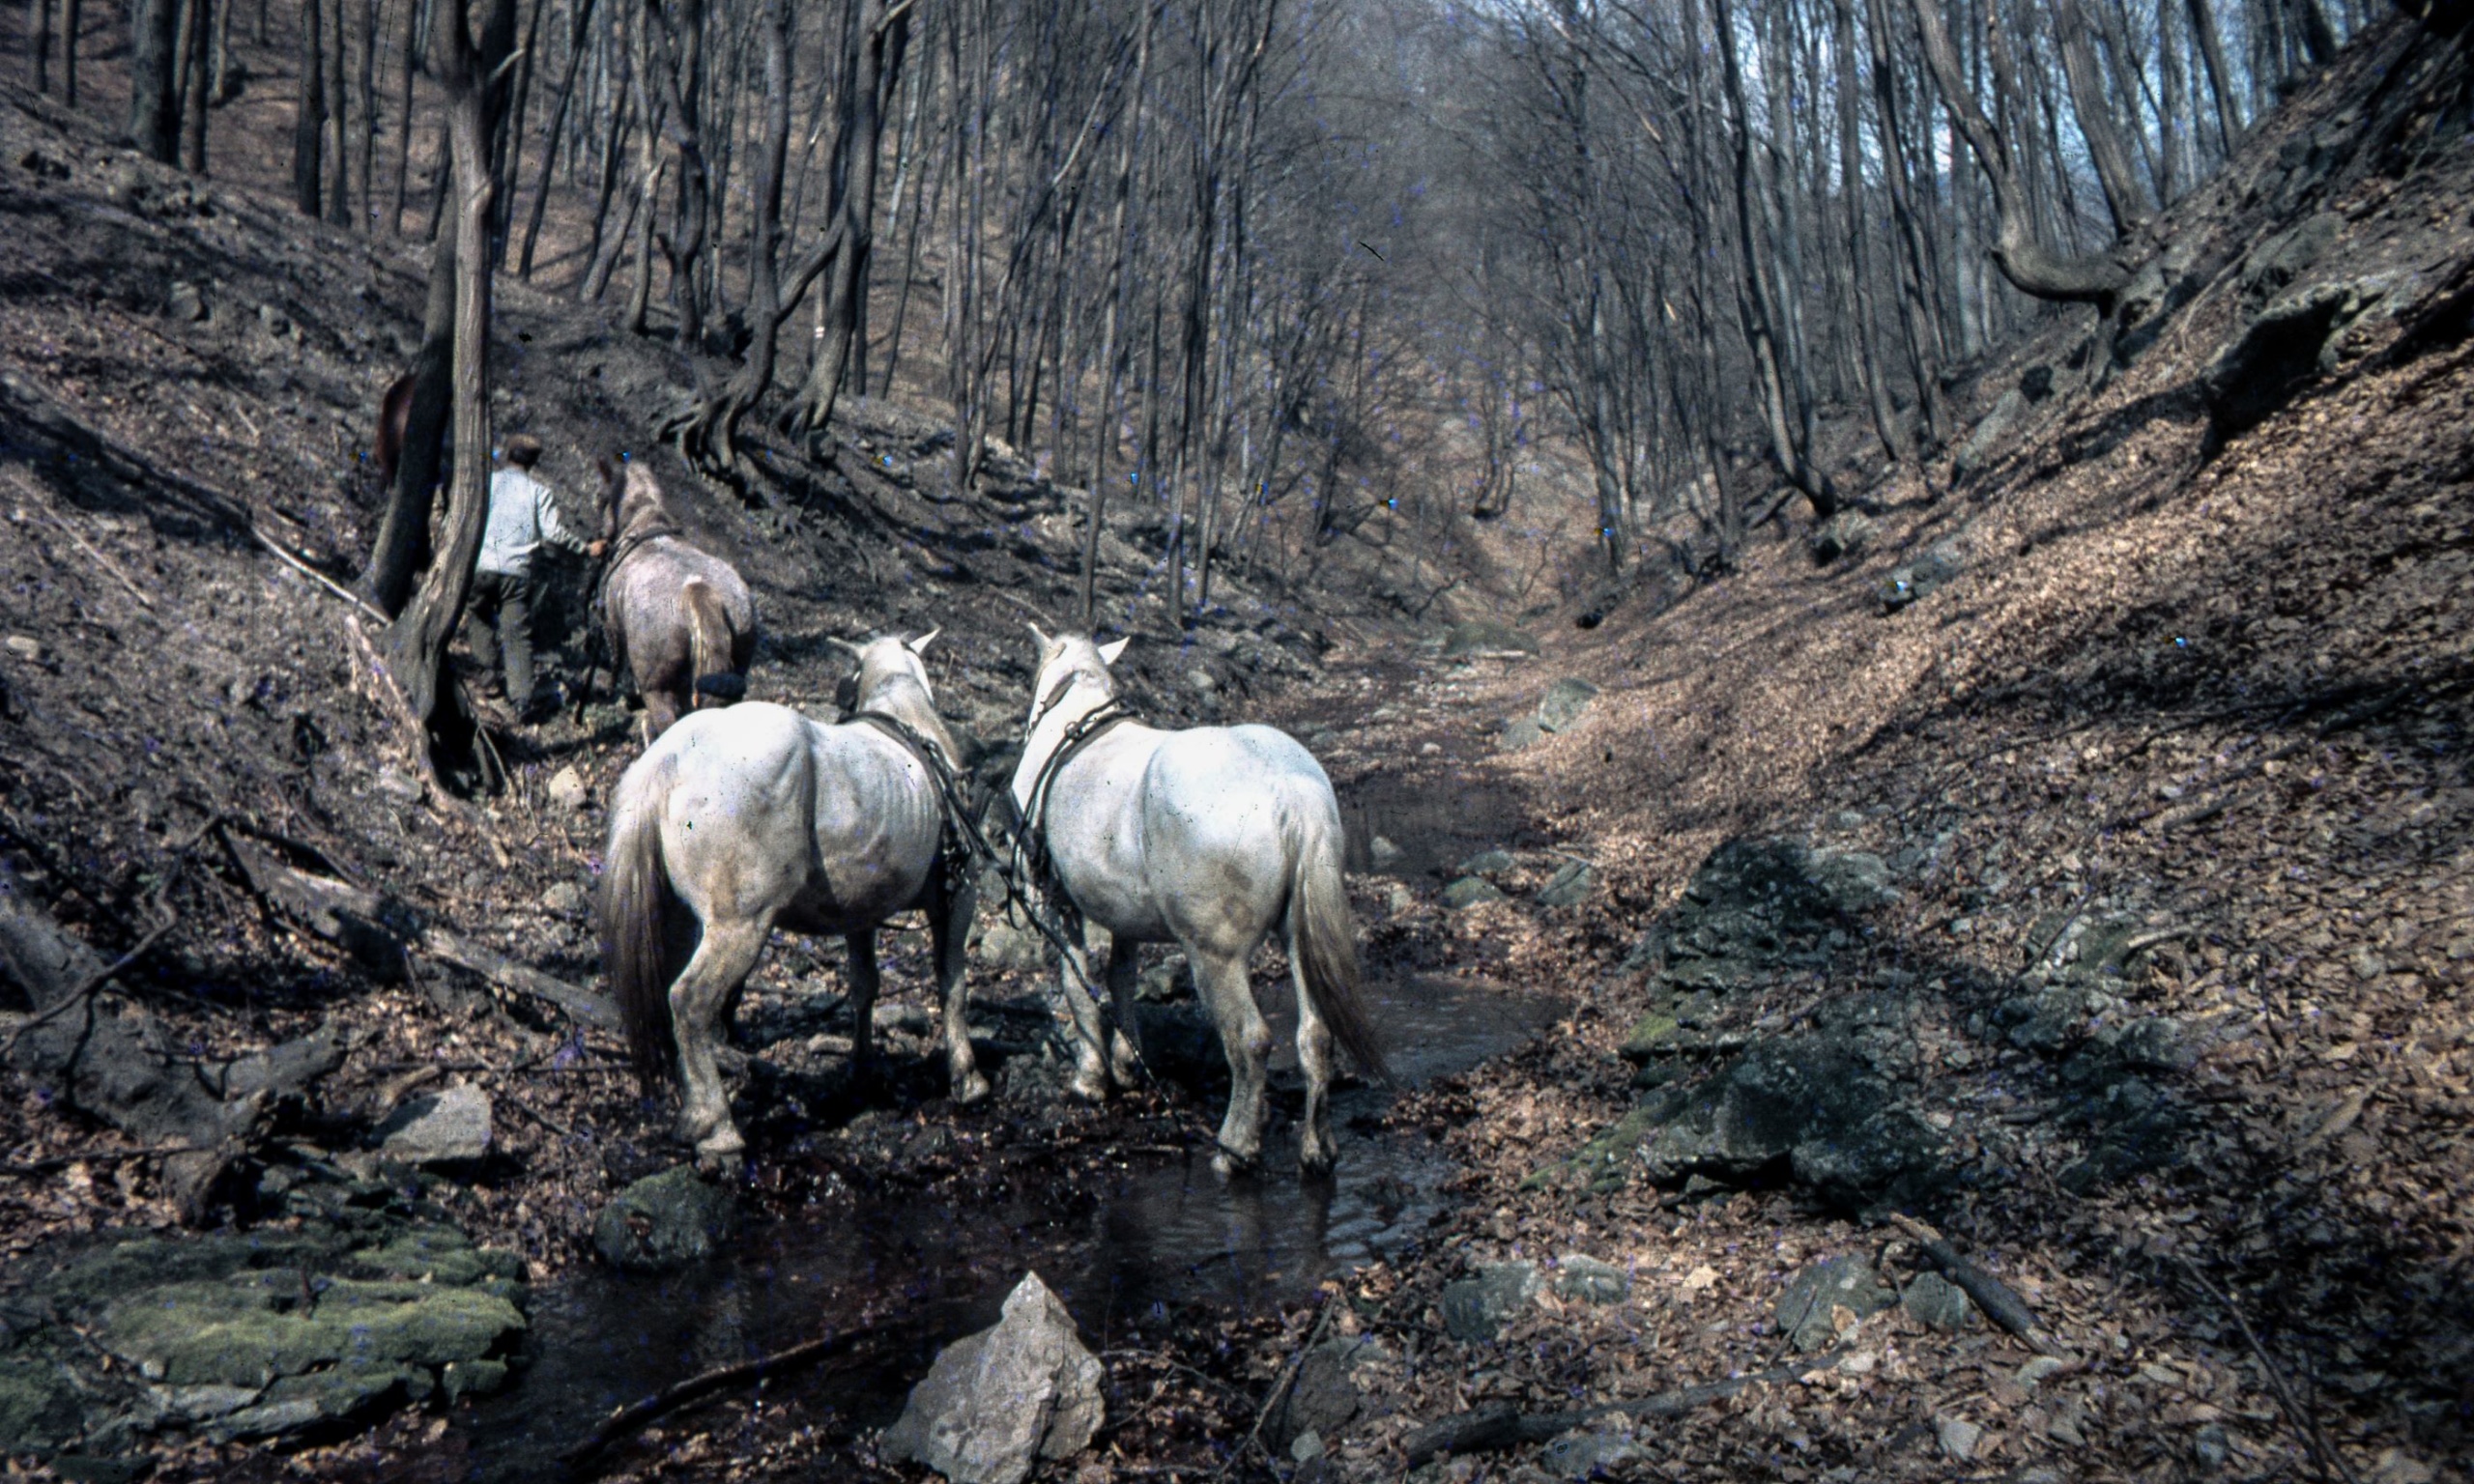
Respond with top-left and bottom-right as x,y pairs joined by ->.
906,627 -> 940,656
1025,621 -> 1054,653
829,637 -> 868,661
1098,637 -> 1131,666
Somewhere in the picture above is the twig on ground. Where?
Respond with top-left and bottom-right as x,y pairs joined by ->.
561,1323 -> 882,1473
1885,1213 -> 2066,1356
251,525 -> 389,621
501,1090 -> 581,1142
2176,1257 -> 2365,1484
1215,1291 -> 1340,1480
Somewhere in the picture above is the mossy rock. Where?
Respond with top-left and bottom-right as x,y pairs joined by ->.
100,1275 -> 524,1388
0,1355 -> 84,1453
1617,1013 -> 1681,1062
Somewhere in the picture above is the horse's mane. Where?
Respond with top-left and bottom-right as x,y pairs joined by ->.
615,463 -> 685,543
853,649 -> 964,767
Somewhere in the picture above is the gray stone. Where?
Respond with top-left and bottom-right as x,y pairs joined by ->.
1879,540 -> 1965,612
1551,1254 -> 1630,1305
1266,1336 -> 1378,1452
255,303 -> 291,336
165,281 -> 206,323
2193,1421 -> 2232,1472
542,881 -> 588,917
974,920 -> 1049,975
1953,389 -> 2028,481
1807,509 -> 1878,566
1620,837 -> 1894,1000
1775,1255 -> 1893,1352
545,765 -> 590,812
1441,1262 -> 1540,1341
373,1083 -> 492,1167
1535,678 -> 1600,733
1441,877 -> 1505,911
2202,276 -> 2396,441
1937,1416 -> 1982,1461
1185,667 -> 1219,695
2241,213 -> 2344,306
1442,620 -> 1540,658
882,1270 -> 1103,1484
1497,717 -> 1546,753
1368,835 -> 1405,872
592,1164 -> 740,1272
1900,1270 -> 1975,1330
1535,861 -> 1597,909
1621,1031 -> 1949,1211
1458,849 -> 1516,874
1135,952 -> 1193,1003
1540,1428 -> 1645,1478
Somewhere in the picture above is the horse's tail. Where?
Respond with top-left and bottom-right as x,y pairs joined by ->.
1290,803 -> 1390,1084
681,577 -> 743,705
601,749 -> 679,1089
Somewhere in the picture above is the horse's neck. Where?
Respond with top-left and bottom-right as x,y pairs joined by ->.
1015,686 -> 1127,814
853,679 -> 958,759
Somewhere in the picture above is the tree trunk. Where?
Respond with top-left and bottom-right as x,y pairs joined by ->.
293,0 -> 325,214
793,0 -> 909,438
172,0 -> 208,173
1909,0 -> 2131,303
358,238 -> 457,614
325,0 -> 350,223
2186,0 -> 2243,151
519,0 -> 601,278
383,0 -> 512,757
390,0 -> 417,234
356,0 -> 377,229
130,0 -> 182,162
2048,0 -> 2150,237
29,0 -> 51,93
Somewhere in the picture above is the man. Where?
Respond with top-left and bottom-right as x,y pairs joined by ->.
471,435 -> 604,721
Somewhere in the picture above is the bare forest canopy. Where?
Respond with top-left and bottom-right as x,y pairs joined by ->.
12,0 -> 2443,636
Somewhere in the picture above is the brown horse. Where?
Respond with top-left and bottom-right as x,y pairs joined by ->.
596,461 -> 757,739
369,372 -> 423,494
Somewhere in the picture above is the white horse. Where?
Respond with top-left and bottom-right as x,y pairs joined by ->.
600,633 -> 986,1167
1011,627 -> 1385,1176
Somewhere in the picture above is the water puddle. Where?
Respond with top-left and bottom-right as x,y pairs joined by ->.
462,974 -> 1559,1475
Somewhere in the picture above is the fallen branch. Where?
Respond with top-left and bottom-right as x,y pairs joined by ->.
0,1142 -> 212,1179
2176,1258 -> 2365,1484
1399,1363 -> 1810,1467
224,836 -> 619,1030
1216,1292 -> 1339,1481
1885,1213 -> 2066,1356
250,523 -> 389,622
561,1323 -> 881,1472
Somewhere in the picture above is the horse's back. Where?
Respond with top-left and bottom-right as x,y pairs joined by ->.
1137,725 -> 1339,903
1146,724 -> 1337,825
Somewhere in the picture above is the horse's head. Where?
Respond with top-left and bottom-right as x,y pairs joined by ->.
838,632 -> 964,761
1021,624 -> 1129,734
608,460 -> 675,541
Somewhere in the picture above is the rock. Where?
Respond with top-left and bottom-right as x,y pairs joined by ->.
1441,1262 -> 1540,1341
1266,1336 -> 1379,1451
1458,849 -> 1515,874
255,302 -> 291,336
1900,1271 -> 1975,1330
1619,837 -> 1893,996
1878,539 -> 1965,612
542,881 -> 588,917
165,281 -> 206,323
1534,861 -> 1597,908
2202,276 -> 2396,442
1952,389 -> 2028,481
1368,835 -> 1405,872
1135,952 -> 1192,1003
1620,1030 -> 1949,1211
591,1164 -> 740,1271
1381,882 -> 1417,916
1185,667 -> 1218,694
1550,1254 -> 1629,1305
1535,677 -> 1599,733
1617,1013 -> 1681,1062
545,764 -> 590,812
1497,717 -> 1545,752
973,920 -> 1049,975
2194,1421 -> 2232,1472
2241,213 -> 2344,306
372,1083 -> 492,1167
1540,1429 -> 1645,1478
1936,1415 -> 1983,1461
1442,619 -> 1540,658
1775,1255 -> 1893,1352
882,1271 -> 1103,1484
1441,876 -> 1505,911
2015,1356 -> 2070,1389
1807,509 -> 1878,566
6,635 -> 44,661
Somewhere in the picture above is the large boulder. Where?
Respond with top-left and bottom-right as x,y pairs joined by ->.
1878,539 -> 1966,612
1609,1029 -> 1949,1212
2202,275 -> 2398,443
372,1083 -> 492,1168
1774,1255 -> 1893,1352
1442,619 -> 1540,659
1951,389 -> 2028,482
591,1165 -> 740,1272
882,1271 -> 1103,1484
1440,1262 -> 1540,1342
1619,837 -> 1893,997
1535,678 -> 1600,733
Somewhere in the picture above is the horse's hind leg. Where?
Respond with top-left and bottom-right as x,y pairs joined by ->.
1291,948 -> 1338,1178
930,872 -> 991,1105
1193,949 -> 1272,1177
670,915 -> 772,1169
1057,921 -> 1112,1102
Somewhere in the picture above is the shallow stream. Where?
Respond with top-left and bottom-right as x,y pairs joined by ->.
461,973 -> 1561,1476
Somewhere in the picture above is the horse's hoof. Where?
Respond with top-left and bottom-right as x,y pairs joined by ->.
952,1070 -> 992,1106
1298,1144 -> 1337,1179
1210,1146 -> 1261,1180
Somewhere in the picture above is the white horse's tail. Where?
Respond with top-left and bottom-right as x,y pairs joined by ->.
601,750 -> 680,1089
1291,812 -> 1390,1083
